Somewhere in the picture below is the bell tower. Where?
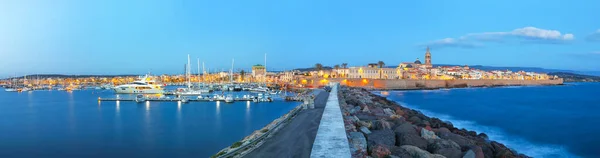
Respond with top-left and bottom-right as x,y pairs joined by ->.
425,46 -> 432,65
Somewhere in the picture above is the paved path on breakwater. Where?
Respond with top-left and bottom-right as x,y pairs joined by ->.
310,84 -> 351,158
244,89 -> 328,158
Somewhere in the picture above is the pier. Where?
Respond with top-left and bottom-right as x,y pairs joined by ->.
98,97 -> 258,102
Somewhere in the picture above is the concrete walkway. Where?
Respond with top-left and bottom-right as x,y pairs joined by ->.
310,83 -> 351,158
243,89 -> 329,158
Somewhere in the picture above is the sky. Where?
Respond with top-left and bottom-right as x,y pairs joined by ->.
1,0 -> 599,76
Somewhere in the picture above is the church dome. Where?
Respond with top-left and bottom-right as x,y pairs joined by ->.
414,58 -> 422,64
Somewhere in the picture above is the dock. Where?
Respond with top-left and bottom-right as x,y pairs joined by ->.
98,97 -> 262,102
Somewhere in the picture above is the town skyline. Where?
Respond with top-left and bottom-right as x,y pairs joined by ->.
2,0 -> 599,76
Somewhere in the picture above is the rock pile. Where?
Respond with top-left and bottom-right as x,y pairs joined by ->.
338,86 -> 529,158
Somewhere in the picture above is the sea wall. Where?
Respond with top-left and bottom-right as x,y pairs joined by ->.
316,78 -> 563,90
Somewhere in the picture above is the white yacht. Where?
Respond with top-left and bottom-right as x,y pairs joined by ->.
224,94 -> 234,103
113,75 -> 164,94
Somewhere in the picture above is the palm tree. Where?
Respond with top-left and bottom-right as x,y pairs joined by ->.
333,65 -> 340,78
341,63 -> 348,77
378,61 -> 385,79
315,63 -> 323,71
240,70 -> 246,81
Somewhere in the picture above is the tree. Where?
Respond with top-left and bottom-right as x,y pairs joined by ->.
378,61 -> 385,79
240,70 -> 246,81
333,65 -> 340,78
377,61 -> 385,68
341,63 -> 348,78
315,63 -> 323,71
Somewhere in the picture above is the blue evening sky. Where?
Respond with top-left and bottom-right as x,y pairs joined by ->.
1,0 -> 599,76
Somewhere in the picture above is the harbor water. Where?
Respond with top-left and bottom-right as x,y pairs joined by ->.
0,88 -> 299,158
377,82 -> 600,158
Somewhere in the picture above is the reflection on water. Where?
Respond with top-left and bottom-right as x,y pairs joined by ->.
116,100 -> 120,113
216,101 -> 220,115
0,88 -> 301,158
145,101 -> 150,111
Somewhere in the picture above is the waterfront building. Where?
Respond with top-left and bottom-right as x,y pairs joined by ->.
347,64 -> 401,79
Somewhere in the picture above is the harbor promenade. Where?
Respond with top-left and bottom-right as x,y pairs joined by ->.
243,89 -> 329,158
310,83 -> 351,158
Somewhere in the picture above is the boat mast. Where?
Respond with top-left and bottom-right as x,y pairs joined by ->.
197,58 -> 201,85
202,62 -> 205,82
231,59 -> 234,83
187,54 -> 191,89
264,53 -> 267,86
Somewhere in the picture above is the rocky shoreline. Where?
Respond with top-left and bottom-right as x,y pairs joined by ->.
339,86 -> 529,158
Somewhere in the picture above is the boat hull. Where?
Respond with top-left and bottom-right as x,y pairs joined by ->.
114,87 -> 164,94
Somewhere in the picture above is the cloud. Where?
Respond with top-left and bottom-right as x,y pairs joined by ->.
586,29 -> 600,42
423,27 -> 575,49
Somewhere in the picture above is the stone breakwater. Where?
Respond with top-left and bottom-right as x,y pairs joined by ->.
338,87 -> 529,158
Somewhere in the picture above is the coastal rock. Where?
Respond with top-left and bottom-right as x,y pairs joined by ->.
477,133 -> 488,140
400,145 -> 446,158
462,146 -> 484,158
358,120 -> 373,129
396,132 -> 428,150
491,141 -> 517,158
366,130 -> 396,148
350,106 -> 362,114
356,113 -> 378,121
394,107 -> 405,116
436,130 -> 474,148
389,146 -> 412,158
427,139 -> 462,158
409,116 -> 423,125
394,123 -> 418,136
390,117 -> 407,129
383,108 -> 396,116
390,114 -> 403,120
360,126 -> 372,135
362,106 -> 371,113
370,145 -> 392,158
373,119 -> 393,130
371,106 -> 386,116
463,150 -> 476,158
349,132 -> 368,155
421,128 -> 439,140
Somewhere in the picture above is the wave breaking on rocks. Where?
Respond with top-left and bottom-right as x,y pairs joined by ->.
339,86 -> 530,158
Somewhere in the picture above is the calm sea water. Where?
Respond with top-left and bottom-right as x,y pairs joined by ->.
0,88 -> 299,158
377,83 -> 600,158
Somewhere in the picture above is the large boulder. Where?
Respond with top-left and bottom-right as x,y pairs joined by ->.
436,130 -> 474,148
389,146 -> 412,158
491,141 -> 517,158
370,145 -> 392,158
394,123 -> 418,136
360,126 -> 372,135
427,139 -> 462,158
408,116 -> 423,125
356,113 -> 378,121
366,130 -> 396,148
462,146 -> 484,158
396,132 -> 428,150
373,119 -> 393,130
348,132 -> 367,155
421,128 -> 439,140
383,108 -> 396,116
400,145 -> 446,158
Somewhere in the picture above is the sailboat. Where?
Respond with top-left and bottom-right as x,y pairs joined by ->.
175,54 -> 204,96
